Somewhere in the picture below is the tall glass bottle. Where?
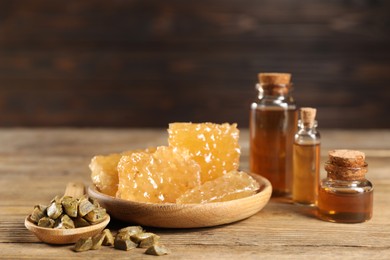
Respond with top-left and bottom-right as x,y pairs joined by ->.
292,108 -> 320,205
250,73 -> 298,196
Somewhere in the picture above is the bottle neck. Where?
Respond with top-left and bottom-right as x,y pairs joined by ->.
295,120 -> 320,144
256,83 -> 293,99
298,120 -> 318,131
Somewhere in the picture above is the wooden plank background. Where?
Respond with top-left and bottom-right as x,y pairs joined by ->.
0,0 -> 389,128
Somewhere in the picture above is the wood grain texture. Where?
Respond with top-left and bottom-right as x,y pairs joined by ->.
0,128 -> 390,259
63,182 -> 85,198
0,1 -> 389,128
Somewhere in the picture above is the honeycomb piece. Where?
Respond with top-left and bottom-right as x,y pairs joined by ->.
168,122 -> 240,184
90,153 -> 123,196
117,146 -> 201,203
90,148 -> 155,196
176,171 -> 260,204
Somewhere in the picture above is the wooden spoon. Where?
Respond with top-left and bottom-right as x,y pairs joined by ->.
25,182 -> 110,244
88,173 -> 272,228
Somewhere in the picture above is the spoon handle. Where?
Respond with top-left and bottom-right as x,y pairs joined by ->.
64,182 -> 85,198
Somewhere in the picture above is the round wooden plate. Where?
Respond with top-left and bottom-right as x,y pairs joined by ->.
87,173 -> 272,228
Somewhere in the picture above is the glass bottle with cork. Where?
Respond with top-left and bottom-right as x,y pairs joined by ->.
292,107 -> 320,206
249,72 -> 298,196
318,149 -> 373,223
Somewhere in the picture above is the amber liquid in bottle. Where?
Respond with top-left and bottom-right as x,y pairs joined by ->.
250,107 -> 297,196
318,186 -> 373,223
293,143 -> 320,205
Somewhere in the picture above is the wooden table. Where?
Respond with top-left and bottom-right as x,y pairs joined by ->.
1,128 -> 389,259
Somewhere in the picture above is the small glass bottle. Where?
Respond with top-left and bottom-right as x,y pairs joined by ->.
250,73 -> 298,196
292,108 -> 320,206
318,150 -> 373,223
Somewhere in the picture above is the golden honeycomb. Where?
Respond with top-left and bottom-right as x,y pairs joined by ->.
90,123 -> 259,204
168,122 -> 240,184
90,153 -> 123,197
176,170 -> 260,204
117,146 -> 201,203
90,148 -> 156,196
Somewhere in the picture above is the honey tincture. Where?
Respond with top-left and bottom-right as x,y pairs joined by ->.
249,73 -> 298,196
292,107 -> 320,206
318,150 -> 373,223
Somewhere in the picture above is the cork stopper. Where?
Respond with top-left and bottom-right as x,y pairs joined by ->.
300,107 -> 316,128
324,162 -> 367,181
258,73 -> 291,85
328,149 -> 365,167
326,149 -> 367,181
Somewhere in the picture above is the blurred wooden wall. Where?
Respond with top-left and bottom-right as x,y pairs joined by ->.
0,0 -> 389,128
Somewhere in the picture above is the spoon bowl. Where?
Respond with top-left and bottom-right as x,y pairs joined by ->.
25,215 -> 110,244
24,182 -> 110,244
88,173 -> 272,228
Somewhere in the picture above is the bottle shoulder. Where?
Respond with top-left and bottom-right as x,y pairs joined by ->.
252,90 -> 296,106
294,130 -> 321,144
320,178 -> 373,193
251,99 -> 297,110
